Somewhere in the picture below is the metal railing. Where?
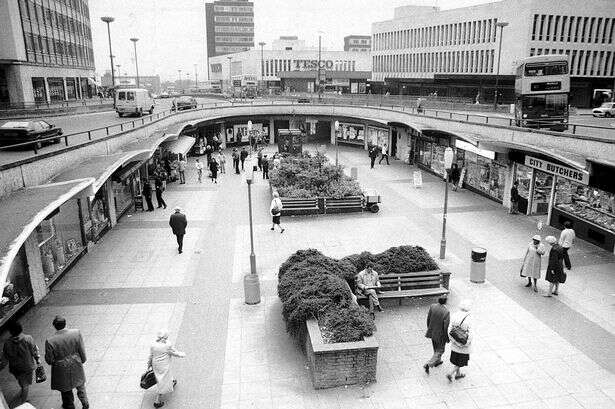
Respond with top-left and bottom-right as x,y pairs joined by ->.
0,98 -> 114,111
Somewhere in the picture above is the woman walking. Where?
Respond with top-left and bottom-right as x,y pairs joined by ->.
446,300 -> 472,382
148,330 -> 186,408
210,156 -> 219,184
520,235 -> 545,292
544,236 -> 565,297
218,150 -> 226,174
270,191 -> 285,233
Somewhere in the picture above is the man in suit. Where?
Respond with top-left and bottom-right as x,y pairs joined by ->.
423,295 -> 450,374
45,316 -> 88,409
1,321 -> 41,404
169,207 -> 188,254
356,266 -> 383,314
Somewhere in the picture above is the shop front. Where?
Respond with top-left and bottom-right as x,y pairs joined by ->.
367,126 -> 390,150
1,248 -> 31,326
336,122 -> 365,147
455,140 -> 507,203
112,161 -> 142,219
83,187 -> 111,243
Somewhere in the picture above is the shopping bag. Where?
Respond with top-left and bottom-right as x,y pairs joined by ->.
35,365 -> 47,383
140,368 -> 156,389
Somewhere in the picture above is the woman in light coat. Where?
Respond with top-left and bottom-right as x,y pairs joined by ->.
446,300 -> 472,382
148,330 -> 186,408
520,235 -> 545,292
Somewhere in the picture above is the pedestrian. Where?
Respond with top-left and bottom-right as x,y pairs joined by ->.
369,146 -> 379,169
423,296 -> 450,374
169,207 -> 187,254
149,329 -> 186,408
446,300 -> 472,383
177,155 -> 187,184
379,144 -> 390,165
212,134 -> 219,150
449,163 -> 461,191
232,148 -> 240,174
195,158 -> 203,183
0,321 -> 41,405
218,150 -> 226,174
355,265 -> 383,314
520,234 -> 545,292
240,147 -> 248,170
558,221 -> 575,270
544,236 -> 565,297
209,156 -> 219,184
272,154 -> 281,169
257,147 -> 264,171
142,179 -> 154,211
45,316 -> 89,409
262,155 -> 270,179
205,145 -> 213,165
155,177 -> 167,209
270,191 -> 285,233
510,181 -> 520,214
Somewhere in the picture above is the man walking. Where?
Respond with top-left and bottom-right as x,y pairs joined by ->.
169,207 -> 187,254
1,321 -> 41,405
155,177 -> 167,209
559,221 -> 575,270
232,148 -> 240,174
379,144 -> 390,165
195,158 -> 203,183
142,180 -> 154,212
257,148 -> 264,171
355,265 -> 383,314
262,154 -> 270,179
240,147 -> 249,170
45,316 -> 89,409
509,181 -> 520,214
369,146 -> 379,169
423,296 -> 450,374
177,155 -> 187,184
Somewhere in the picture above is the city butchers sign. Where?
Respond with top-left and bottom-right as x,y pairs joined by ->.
524,156 -> 589,185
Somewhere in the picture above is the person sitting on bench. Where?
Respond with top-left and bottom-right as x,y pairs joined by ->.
356,265 -> 383,313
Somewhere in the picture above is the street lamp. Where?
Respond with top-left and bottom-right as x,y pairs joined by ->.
177,69 -> 182,90
247,120 -> 253,155
334,120 -> 340,166
227,56 -> 233,94
244,160 -> 261,305
439,147 -> 454,259
194,63 -> 198,88
130,38 -> 140,88
101,16 -> 115,105
493,21 -> 509,111
259,42 -> 266,90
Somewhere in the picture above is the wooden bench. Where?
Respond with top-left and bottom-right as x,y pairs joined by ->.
355,270 -> 450,306
324,196 -> 363,214
281,197 -> 320,216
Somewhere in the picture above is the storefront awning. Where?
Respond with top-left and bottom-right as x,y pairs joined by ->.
0,179 -> 94,285
52,150 -> 150,192
160,136 -> 196,157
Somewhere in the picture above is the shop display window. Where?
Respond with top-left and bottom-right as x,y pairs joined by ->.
367,127 -> 388,148
462,151 -> 506,201
515,164 -> 533,199
430,145 -> 446,178
82,189 -> 110,242
417,140 -> 433,167
532,171 -> 553,215
337,123 -> 364,145
1,247 -> 31,323
37,199 -> 85,286
113,173 -> 140,216
555,178 -> 615,233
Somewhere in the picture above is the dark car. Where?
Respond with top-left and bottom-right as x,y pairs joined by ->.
175,96 -> 197,110
0,120 -> 63,148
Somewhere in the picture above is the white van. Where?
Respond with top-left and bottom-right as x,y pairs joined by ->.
115,88 -> 155,117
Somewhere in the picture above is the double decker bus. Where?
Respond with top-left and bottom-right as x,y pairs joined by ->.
514,55 -> 570,131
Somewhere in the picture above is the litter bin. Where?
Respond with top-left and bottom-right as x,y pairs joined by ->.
470,247 -> 487,283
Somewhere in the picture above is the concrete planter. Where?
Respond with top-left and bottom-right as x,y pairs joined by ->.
303,318 -> 378,389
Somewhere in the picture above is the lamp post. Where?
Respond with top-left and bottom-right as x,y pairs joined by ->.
493,21 -> 509,111
244,161 -> 261,305
334,120 -> 340,166
317,33 -> 322,99
101,16 -> 115,105
130,38 -> 140,87
439,147 -> 454,259
194,64 -> 198,88
259,42 -> 266,92
247,120 -> 253,156
177,69 -> 182,90
227,56 -> 233,95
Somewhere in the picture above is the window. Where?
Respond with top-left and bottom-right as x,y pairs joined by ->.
539,15 -> 546,40
581,17 -> 589,42
596,18 -> 603,43
560,16 -> 568,41
524,62 -> 569,77
553,16 -> 560,42
588,17 -> 595,43
546,15 -> 553,41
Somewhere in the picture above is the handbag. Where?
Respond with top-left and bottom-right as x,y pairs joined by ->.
271,206 -> 280,215
35,364 -> 47,383
140,367 -> 156,389
560,271 -> 567,284
449,314 -> 469,345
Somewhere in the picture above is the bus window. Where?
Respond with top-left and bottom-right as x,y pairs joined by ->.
522,93 -> 568,114
118,91 -> 126,100
127,92 -> 135,100
524,62 -> 568,76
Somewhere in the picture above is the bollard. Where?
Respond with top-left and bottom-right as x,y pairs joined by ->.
244,274 -> 261,305
470,247 -> 486,283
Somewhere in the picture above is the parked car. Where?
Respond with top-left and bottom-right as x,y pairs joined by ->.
592,102 -> 615,117
158,92 -> 170,99
297,98 -> 311,103
0,120 -> 63,148
116,88 -> 155,117
175,96 -> 197,110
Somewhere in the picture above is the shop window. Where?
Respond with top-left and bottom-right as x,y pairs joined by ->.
337,123 -> 364,146
555,178 -> 615,233
1,247 -> 31,323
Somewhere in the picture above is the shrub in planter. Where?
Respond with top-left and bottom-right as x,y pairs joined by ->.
278,249 -> 356,283
342,245 -> 438,275
278,248 -> 324,280
321,304 -> 376,343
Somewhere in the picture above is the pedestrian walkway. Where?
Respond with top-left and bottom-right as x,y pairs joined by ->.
1,145 -> 614,409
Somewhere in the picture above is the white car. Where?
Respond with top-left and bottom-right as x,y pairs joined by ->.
592,102 -> 615,118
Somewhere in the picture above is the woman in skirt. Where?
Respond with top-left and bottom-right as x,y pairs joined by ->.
446,300 -> 472,382
270,191 -> 285,233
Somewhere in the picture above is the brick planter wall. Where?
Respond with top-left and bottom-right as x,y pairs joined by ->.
303,319 -> 378,389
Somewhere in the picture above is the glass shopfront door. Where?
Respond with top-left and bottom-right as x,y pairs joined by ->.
531,170 -> 554,215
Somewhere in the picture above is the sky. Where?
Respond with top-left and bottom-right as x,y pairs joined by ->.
89,0 -> 498,81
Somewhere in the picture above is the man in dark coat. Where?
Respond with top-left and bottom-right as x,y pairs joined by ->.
240,147 -> 249,170
262,155 -> 270,179
423,295 -> 450,374
45,316 -> 88,409
155,177 -> 167,209
169,207 -> 188,254
142,180 -> 154,211
369,146 -> 379,169
1,321 -> 40,404
544,235 -> 565,297
232,148 -> 240,174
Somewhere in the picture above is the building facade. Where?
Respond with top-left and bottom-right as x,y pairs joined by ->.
0,0 -> 96,106
371,0 -> 615,107
205,0 -> 254,59
344,35 -> 371,52
209,48 -> 372,93
101,72 -> 161,94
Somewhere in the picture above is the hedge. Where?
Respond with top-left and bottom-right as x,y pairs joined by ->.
342,245 -> 438,275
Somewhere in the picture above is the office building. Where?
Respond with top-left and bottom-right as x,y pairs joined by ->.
371,0 -> 615,107
344,35 -> 371,52
0,0 -> 96,106
205,0 -> 254,59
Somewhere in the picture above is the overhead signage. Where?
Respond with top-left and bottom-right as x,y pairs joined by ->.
293,59 -> 357,71
524,156 -> 589,185
455,139 -> 495,160
531,81 -> 561,91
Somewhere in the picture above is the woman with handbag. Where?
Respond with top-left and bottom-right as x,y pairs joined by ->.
520,235 -> 545,292
446,300 -> 472,382
544,236 -> 565,297
148,330 -> 186,408
270,191 -> 285,233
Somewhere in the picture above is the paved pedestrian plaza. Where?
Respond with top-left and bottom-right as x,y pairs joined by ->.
1,145 -> 614,409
